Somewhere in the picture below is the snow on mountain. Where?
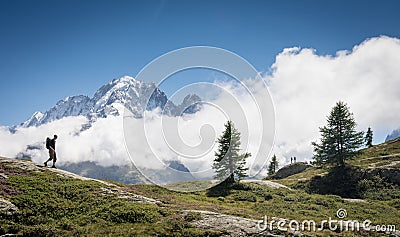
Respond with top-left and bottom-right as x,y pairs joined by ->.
92,76 -> 169,118
178,94 -> 202,114
386,128 -> 400,142
38,95 -> 93,125
21,111 -> 44,128
19,76 -> 201,128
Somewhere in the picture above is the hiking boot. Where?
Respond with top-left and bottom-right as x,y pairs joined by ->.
51,165 -> 57,169
44,162 -> 47,167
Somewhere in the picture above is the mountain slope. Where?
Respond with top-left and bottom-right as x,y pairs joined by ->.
1,157 -> 399,236
386,128 -> 400,142
350,137 -> 400,169
36,95 -> 93,125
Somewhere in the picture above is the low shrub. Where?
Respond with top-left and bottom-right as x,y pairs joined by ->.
232,191 -> 257,202
184,212 -> 203,222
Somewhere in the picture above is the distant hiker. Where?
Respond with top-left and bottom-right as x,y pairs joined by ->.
294,157 -> 297,163
291,157 -> 293,164
44,134 -> 58,168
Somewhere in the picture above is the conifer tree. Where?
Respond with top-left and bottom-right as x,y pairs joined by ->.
213,121 -> 250,183
365,127 -> 373,148
267,154 -> 279,176
312,101 -> 364,167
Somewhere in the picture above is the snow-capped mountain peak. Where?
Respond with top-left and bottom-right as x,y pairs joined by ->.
19,76 -> 201,128
21,111 -> 44,128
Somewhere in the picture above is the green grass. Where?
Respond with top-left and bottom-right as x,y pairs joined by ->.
349,138 -> 400,168
1,162 -> 399,236
349,154 -> 400,169
273,166 -> 328,186
0,166 -> 221,236
164,180 -> 214,192
129,182 -> 400,228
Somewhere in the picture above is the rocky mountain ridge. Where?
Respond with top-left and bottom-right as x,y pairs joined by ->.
19,76 -> 201,128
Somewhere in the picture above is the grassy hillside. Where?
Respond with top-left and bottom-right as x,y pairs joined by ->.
0,160 -> 223,236
275,137 -> 400,188
1,157 -> 399,236
349,137 -> 400,169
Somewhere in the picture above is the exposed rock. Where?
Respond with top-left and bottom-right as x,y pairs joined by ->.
273,162 -> 312,179
241,179 -> 290,189
366,153 -> 400,169
0,233 -> 17,237
0,173 -> 8,179
0,157 -> 42,172
0,198 -> 18,215
183,209 -> 400,237
182,210 -> 284,237
343,198 -> 368,203
371,160 -> 400,169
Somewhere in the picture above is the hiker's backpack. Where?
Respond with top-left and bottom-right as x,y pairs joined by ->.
45,137 -> 51,149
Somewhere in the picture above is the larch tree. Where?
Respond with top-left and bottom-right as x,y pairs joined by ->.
213,121 -> 251,184
267,154 -> 279,176
365,127 -> 373,148
312,101 -> 364,167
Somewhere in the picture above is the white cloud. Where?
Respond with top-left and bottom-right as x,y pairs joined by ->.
266,35 -> 400,164
0,116 -> 130,167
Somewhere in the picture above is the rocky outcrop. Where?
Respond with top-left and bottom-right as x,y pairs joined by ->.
0,198 -> 18,215
241,179 -> 289,189
182,209 -> 400,237
182,210 -> 283,237
273,162 -> 312,179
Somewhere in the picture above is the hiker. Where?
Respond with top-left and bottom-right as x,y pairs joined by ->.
44,134 -> 58,168
294,157 -> 297,163
291,157 -> 293,164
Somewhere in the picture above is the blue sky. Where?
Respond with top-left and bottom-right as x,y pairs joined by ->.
1,0 -> 400,126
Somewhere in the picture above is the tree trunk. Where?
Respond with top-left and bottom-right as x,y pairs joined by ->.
339,158 -> 345,167
227,173 -> 235,184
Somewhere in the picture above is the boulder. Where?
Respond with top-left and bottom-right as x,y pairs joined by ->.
0,198 -> 18,215
273,162 -> 312,179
